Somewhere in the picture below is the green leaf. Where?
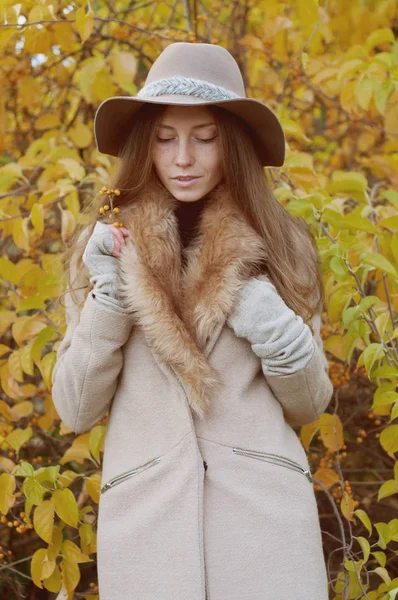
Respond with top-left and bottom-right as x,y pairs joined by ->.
355,509 -> 372,535
380,425 -> 398,456
361,252 -> 398,279
377,479 -> 398,501
375,80 -> 395,115
355,77 -> 375,111
356,536 -> 370,562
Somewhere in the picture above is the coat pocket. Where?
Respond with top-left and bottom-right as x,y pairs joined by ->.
232,447 -> 312,483
100,457 -> 161,494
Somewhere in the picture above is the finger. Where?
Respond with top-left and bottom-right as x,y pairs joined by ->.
120,227 -> 130,237
112,238 -> 121,257
112,227 -> 127,245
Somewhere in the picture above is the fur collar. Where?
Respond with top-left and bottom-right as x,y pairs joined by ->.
119,179 -> 268,419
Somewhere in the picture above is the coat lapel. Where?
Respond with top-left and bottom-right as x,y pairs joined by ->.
118,179 -> 267,419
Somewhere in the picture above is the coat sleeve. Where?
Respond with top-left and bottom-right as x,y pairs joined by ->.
51,253 -> 135,434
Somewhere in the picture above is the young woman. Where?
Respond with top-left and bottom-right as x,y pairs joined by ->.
52,42 -> 334,600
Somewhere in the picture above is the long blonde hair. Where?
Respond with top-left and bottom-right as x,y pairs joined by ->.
61,103 -> 324,331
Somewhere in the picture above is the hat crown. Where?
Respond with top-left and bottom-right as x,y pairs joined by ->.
143,42 -> 246,98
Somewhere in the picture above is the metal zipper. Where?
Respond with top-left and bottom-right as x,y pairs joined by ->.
233,447 -> 312,483
100,457 -> 161,494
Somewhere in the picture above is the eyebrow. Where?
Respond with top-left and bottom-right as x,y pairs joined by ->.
158,122 -> 216,130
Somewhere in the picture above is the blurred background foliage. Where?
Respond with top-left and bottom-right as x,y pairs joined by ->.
0,0 -> 397,598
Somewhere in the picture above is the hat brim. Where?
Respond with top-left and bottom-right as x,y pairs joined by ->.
94,95 -> 285,167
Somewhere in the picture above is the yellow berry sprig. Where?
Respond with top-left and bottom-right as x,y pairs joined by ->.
99,186 -> 123,227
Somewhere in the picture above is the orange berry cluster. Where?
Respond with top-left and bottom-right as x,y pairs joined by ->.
328,361 -> 351,388
0,513 -> 33,536
99,186 -> 123,227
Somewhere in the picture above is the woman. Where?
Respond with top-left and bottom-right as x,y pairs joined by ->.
52,42 -> 334,600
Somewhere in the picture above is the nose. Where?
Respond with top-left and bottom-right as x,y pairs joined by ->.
174,140 -> 194,166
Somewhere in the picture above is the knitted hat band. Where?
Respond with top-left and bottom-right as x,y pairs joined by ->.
136,76 -> 241,102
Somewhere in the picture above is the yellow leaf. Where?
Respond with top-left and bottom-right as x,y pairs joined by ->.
62,539 -> 92,563
8,350 -> 24,382
283,152 -> 315,172
34,115 -> 61,131
85,472 -> 101,504
12,316 -> 47,346
109,51 -> 137,85
17,76 -> 41,109
280,118 -> 311,142
6,427 -> 33,453
362,252 -> 398,279
0,311 -> 15,337
337,59 -> 366,82
300,420 -> 320,450
53,22 -> 75,53
380,425 -> 398,456
355,77 -> 375,111
31,548 -> 55,589
365,28 -> 395,51
0,473 -> 16,514
76,7 -> 94,44
88,425 -> 106,462
356,536 -> 370,562
31,203 -> 44,236
34,500 -> 54,543
10,401 -> 34,420
60,434 -> 92,464
341,491 -> 355,521
297,0 -> 319,34
385,103 -> 398,136
92,68 -> 117,103
12,217 -> 30,251
68,120 -> 92,149
61,209 -> 77,242
52,488 -> 79,528
313,467 -> 339,490
58,158 -> 85,182
319,413 -> 344,451
60,557 -> 81,593
340,80 -> 360,115
377,479 -> 398,501
374,80 -> 394,115
354,509 -> 372,535
0,363 -> 22,399
40,352 -> 56,390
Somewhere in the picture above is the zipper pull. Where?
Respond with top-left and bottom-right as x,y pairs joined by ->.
203,460 -> 208,472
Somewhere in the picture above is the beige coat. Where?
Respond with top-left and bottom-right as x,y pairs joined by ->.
52,181 -> 334,599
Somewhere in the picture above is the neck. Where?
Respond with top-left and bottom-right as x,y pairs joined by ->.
175,196 -> 209,249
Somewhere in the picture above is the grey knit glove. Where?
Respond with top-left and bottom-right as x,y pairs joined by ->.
227,275 -> 315,376
82,222 -> 130,314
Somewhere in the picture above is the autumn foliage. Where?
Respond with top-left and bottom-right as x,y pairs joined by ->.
0,1 -> 398,598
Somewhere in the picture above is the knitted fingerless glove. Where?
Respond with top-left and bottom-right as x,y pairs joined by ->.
227,275 -> 315,376
82,222 -> 130,314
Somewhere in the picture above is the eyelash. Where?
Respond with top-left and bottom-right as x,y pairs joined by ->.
156,136 -> 217,144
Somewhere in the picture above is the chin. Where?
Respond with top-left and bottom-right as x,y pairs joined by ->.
170,185 -> 208,202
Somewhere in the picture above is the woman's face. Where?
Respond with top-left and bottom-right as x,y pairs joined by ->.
152,105 -> 224,202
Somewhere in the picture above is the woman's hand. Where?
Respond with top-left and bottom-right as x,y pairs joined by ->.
82,221 -> 131,313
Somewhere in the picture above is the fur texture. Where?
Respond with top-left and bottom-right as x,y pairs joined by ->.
118,179 -> 268,419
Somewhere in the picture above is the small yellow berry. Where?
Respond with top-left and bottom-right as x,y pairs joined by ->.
115,189 -> 121,196
99,190 -> 104,195
103,205 -> 110,211
113,207 -> 120,214
99,207 -> 104,214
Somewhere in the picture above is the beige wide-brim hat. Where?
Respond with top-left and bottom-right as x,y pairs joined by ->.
94,42 -> 285,167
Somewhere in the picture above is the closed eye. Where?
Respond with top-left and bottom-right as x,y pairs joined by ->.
156,136 -> 218,144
